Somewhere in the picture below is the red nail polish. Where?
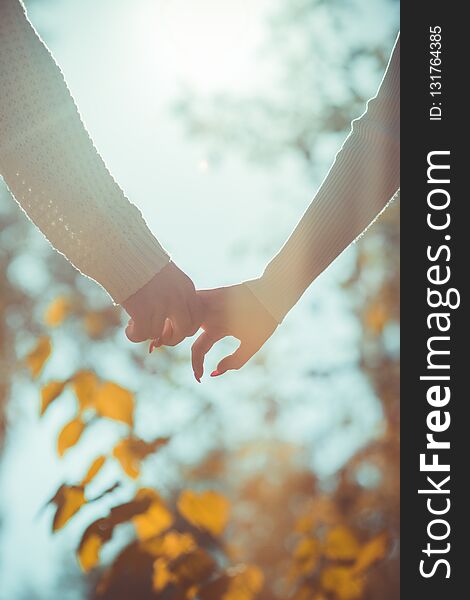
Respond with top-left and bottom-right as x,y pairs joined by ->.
195,375 -> 201,383
210,370 -> 221,377
149,339 -> 157,353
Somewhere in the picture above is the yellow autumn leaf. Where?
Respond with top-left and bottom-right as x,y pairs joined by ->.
295,514 -> 316,534
223,565 -> 264,600
113,436 -> 169,479
44,296 -> 71,327
292,537 -> 320,575
143,531 -> 196,560
321,567 -> 364,600
25,336 -> 51,378
290,587 -> 319,600
81,455 -> 106,486
365,302 -> 388,334
323,526 -> 360,561
52,485 -> 86,531
76,515 -> 117,574
160,531 -> 196,560
134,501 -> 173,540
72,370 -> 99,411
57,417 -> 85,457
95,381 -> 134,426
352,533 -> 388,574
186,586 -> 198,600
177,490 -> 230,537
78,532 -> 102,572
153,558 -> 175,592
113,439 -> 140,479
133,489 -> 173,540
40,380 -> 66,415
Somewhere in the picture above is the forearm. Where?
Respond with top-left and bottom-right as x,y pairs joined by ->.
247,35 -> 400,323
0,0 -> 169,303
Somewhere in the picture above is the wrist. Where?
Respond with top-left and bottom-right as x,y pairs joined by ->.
244,264 -> 306,324
243,277 -> 284,325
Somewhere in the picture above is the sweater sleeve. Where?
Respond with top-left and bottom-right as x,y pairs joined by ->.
247,34 -> 400,323
0,0 -> 170,304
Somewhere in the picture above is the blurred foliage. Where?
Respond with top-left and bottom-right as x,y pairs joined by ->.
1,0 -> 399,598
22,328 -> 395,599
175,0 -> 399,174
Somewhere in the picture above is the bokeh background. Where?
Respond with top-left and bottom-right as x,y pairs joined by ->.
0,0 -> 400,598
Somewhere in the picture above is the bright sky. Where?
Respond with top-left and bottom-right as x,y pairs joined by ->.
28,0 -> 297,290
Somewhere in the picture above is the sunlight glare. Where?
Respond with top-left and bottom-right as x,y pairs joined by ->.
130,0 -> 270,93
198,158 -> 210,173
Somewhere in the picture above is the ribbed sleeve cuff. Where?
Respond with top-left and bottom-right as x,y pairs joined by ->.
89,231 -> 170,305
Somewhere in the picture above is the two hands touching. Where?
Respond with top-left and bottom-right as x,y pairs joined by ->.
1,6 -> 400,383
122,263 -> 278,382
0,5 -> 399,385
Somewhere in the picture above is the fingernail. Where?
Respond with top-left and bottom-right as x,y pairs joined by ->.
210,370 -> 221,377
149,339 -> 158,353
195,375 -> 201,383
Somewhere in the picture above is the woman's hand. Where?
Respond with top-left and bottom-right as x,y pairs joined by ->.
122,262 -> 203,346
190,284 -> 278,382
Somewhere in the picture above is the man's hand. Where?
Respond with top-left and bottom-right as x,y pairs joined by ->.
122,262 -> 203,346
190,284 -> 278,382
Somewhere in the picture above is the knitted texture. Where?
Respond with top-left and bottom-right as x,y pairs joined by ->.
0,0 -> 170,303
247,35 -> 400,323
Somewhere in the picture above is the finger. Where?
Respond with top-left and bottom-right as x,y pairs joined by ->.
150,310 -> 166,343
191,330 -> 223,382
125,303 -> 167,343
155,318 -> 173,347
164,299 -> 192,346
126,317 -> 151,343
213,341 -> 258,375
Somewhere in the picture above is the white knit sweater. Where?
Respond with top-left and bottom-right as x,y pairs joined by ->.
247,35 -> 400,322
0,0 -> 399,319
0,0 -> 170,304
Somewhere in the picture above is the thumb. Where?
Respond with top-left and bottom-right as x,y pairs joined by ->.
213,341 -> 257,376
125,318 -> 150,343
